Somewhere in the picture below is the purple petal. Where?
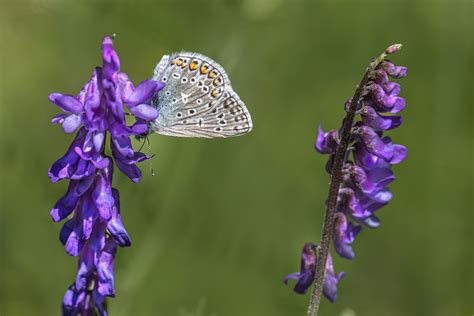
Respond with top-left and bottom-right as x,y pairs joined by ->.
63,285 -> 86,315
155,81 -> 166,93
322,253 -> 344,302
102,36 -> 120,80
115,159 -> 142,183
125,80 -> 158,106
52,113 -> 67,125
338,188 -> 371,219
118,72 -> 134,101
353,125 -> 393,161
93,132 -> 105,153
49,94 -> 84,113
48,128 -> 86,182
382,61 -> 408,78
333,212 -> 361,259
59,218 -> 75,246
75,246 -> 94,290
129,103 -> 159,120
284,272 -> 301,285
92,169 -> 114,221
294,271 -> 315,294
103,79 -> 125,124
361,105 -> 402,131
83,69 -> 101,115
107,189 -> 131,247
50,181 -> 81,222
65,229 -> 82,256
390,144 -> 407,164
366,165 -> 395,189
81,196 -> 97,239
111,135 -> 134,158
353,214 -> 381,228
346,164 -> 376,194
315,126 -> 339,154
368,84 -> 406,113
62,114 -> 82,134
97,239 -> 117,297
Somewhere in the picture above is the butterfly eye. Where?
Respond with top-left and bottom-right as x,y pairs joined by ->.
176,113 -> 182,118
202,86 -> 209,93
182,78 -> 188,83
191,77 -> 196,83
189,109 -> 196,115
166,91 -> 171,96
162,77 -> 167,82
197,99 -> 202,104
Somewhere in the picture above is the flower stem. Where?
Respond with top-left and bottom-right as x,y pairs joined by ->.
306,53 -> 386,316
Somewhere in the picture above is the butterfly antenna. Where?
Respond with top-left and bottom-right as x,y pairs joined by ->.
146,136 -> 156,176
138,136 -> 147,152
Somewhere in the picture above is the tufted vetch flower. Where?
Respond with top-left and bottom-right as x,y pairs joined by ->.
48,35 -> 164,315
285,44 -> 407,305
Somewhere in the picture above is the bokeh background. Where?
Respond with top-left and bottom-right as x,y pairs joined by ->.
1,0 -> 473,315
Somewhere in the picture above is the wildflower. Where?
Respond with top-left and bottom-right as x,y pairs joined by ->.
48,35 -> 164,315
286,45 -> 407,306
313,44 -> 407,300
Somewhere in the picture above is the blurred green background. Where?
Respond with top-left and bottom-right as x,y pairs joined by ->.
1,0 -> 473,315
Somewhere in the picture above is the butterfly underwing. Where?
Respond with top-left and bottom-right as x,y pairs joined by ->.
148,52 -> 253,138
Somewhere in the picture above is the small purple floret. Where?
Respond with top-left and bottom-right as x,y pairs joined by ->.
284,243 -> 344,301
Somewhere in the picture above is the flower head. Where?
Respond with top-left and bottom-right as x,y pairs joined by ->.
48,35 -> 164,313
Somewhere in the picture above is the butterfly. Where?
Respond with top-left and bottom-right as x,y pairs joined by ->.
147,52 -> 253,138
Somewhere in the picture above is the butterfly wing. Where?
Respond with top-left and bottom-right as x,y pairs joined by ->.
148,52 -> 253,138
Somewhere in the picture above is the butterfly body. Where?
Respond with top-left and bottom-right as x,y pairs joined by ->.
148,52 -> 253,138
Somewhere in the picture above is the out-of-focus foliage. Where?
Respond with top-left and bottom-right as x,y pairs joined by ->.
0,0 -> 472,315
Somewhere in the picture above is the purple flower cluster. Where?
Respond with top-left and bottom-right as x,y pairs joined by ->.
48,36 -> 164,315
285,44 -> 407,301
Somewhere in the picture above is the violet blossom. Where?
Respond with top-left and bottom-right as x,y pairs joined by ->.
285,44 -> 407,302
49,35 -> 164,315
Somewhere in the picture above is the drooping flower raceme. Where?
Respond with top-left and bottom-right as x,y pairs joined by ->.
49,36 -> 164,315
285,44 -> 407,301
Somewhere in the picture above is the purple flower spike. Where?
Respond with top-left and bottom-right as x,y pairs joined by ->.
49,35 -> 161,313
297,45 -> 407,305
285,243 -> 344,300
